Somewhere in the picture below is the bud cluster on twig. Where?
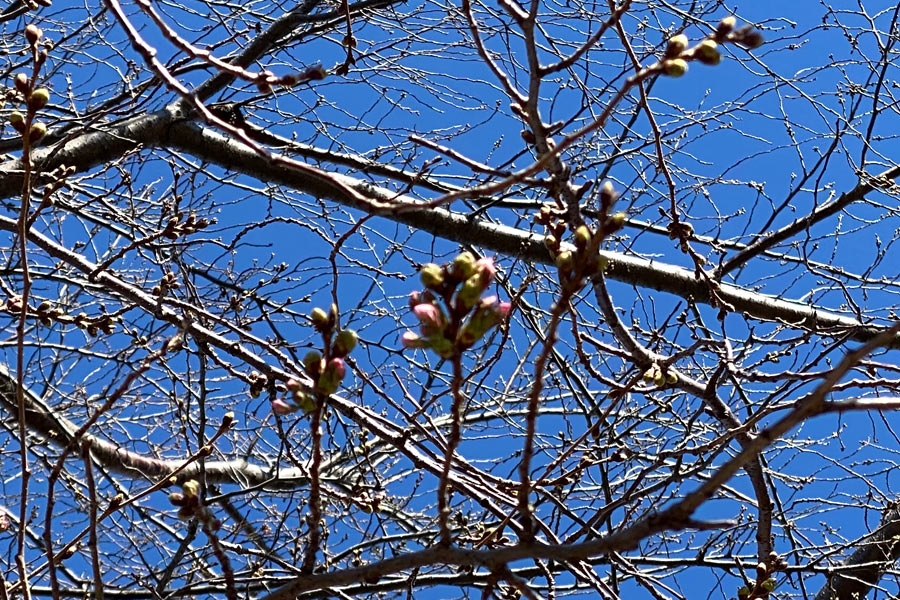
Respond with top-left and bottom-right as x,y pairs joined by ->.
732,553 -> 788,600
1,296 -> 119,335
160,211 -> 216,240
271,304 -> 358,416
401,252 -> 511,357
536,180 -> 622,284
7,24 -> 52,144
658,17 -> 763,79
168,479 -> 222,532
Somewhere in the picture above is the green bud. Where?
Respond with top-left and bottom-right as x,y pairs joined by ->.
761,578 -> 776,592
574,225 -> 591,249
457,275 -> 484,309
333,329 -> 358,356
428,334 -> 454,358
695,40 -> 721,65
737,587 -> 750,598
303,350 -> 323,376
420,263 -> 444,289
555,251 -> 574,271
662,58 -> 688,77
311,307 -> 329,328
451,251 -> 476,279
666,33 -> 688,56
295,392 -> 316,413
182,480 -> 200,498
29,87 -> 49,109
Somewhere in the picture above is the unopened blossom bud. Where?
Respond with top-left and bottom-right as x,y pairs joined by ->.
271,398 -> 296,415
25,24 -> 42,46
316,357 -> 346,395
9,111 -> 25,134
401,330 -> 428,349
14,73 -> 28,94
310,307 -> 329,329
662,58 -> 688,77
167,492 -> 186,506
717,16 -> 736,37
333,329 -> 358,356
574,225 -> 591,249
666,33 -> 688,57
555,251 -> 574,271
408,290 -> 422,310
451,251 -> 477,280
474,257 -> 496,285
182,480 -> 200,499
599,180 -> 617,207
419,263 -> 444,289
303,350 -> 323,376
413,302 -> 445,330
456,275 -> 484,309
285,377 -> 302,391
29,87 -> 49,109
695,40 -> 721,65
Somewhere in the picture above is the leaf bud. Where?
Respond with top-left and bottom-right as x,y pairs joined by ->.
662,58 -> 688,77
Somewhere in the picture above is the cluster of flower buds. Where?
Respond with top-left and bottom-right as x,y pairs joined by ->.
152,271 -> 181,297
2,296 -> 118,335
248,371 -> 268,398
401,252 -> 511,356
641,363 -> 678,387
659,17 -> 762,78
733,554 -> 785,600
8,25 -> 51,143
168,480 -> 222,533
537,181 -> 621,282
161,212 -> 216,240
272,305 -> 358,415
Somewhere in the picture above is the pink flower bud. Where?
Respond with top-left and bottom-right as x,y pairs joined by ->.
408,291 -> 422,310
475,257 -> 496,284
413,303 -> 444,330
271,398 -> 295,415
402,331 -> 427,349
285,378 -> 302,391
497,302 -> 512,318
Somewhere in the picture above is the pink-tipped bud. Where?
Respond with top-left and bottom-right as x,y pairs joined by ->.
401,331 -> 427,349
413,303 -> 444,330
285,378 -> 302,391
408,290 -> 422,310
474,257 -> 496,284
271,398 -> 295,415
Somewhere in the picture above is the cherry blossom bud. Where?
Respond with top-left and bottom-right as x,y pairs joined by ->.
408,290 -> 422,310
29,87 -> 49,109
666,33 -> 688,57
271,398 -> 295,415
717,16 -> 736,37
695,40 -> 721,65
450,251 -> 476,280
14,73 -> 28,94
25,25 -> 42,46
182,480 -> 200,499
310,307 -> 329,329
456,275 -> 483,309
303,350 -> 323,377
286,378 -> 302,391
662,58 -> 688,77
316,358 -> 346,395
333,329 -> 358,356
413,303 -> 444,330
401,330 -> 428,349
474,257 -> 496,285
419,263 -> 444,289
